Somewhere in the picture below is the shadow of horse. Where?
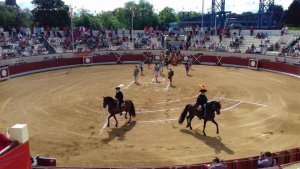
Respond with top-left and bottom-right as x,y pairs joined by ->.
101,121 -> 136,144
180,129 -> 234,155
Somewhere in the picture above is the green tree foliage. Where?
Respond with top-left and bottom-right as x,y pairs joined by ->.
284,0 -> 300,26
159,7 -> 178,29
0,6 -> 32,29
98,11 -> 124,29
73,11 -> 101,29
32,0 -> 70,27
123,0 -> 159,29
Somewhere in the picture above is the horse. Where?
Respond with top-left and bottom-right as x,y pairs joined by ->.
178,101 -> 221,136
103,96 -> 136,127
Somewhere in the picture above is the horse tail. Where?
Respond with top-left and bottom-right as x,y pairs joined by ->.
178,104 -> 190,124
129,100 -> 136,117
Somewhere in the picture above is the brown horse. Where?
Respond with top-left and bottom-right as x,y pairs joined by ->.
178,101 -> 222,136
103,96 -> 136,127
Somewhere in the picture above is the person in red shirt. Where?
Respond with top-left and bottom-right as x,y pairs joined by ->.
0,131 -> 12,151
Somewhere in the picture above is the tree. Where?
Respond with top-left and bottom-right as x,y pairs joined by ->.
32,0 -> 70,28
98,11 -> 123,29
73,11 -> 101,29
159,7 -> 178,29
123,0 -> 158,30
0,6 -> 32,29
284,0 -> 300,26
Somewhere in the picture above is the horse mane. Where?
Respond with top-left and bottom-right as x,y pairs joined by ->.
209,101 -> 221,109
104,96 -> 115,102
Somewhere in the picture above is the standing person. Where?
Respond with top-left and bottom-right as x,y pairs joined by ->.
134,66 -> 140,84
250,26 -> 254,36
168,68 -> 174,86
188,57 -> 193,70
139,61 -> 144,76
159,60 -> 164,76
165,56 -> 170,70
195,85 -> 208,120
148,56 -> 152,69
115,86 -> 124,115
153,64 -> 160,83
185,61 -> 190,76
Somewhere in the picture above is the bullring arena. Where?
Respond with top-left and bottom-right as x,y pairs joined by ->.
0,50 -> 300,168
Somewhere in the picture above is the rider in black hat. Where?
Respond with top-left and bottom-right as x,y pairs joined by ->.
115,86 -> 124,115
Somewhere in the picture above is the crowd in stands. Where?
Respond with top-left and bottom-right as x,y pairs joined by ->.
0,26 -> 48,59
284,40 -> 300,58
0,25 -> 299,61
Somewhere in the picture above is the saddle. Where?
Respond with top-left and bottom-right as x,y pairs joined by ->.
195,104 -> 207,119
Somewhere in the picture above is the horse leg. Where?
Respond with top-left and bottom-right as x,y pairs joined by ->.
203,120 -> 207,136
125,111 -> 128,119
113,115 -> 118,127
107,114 -> 113,127
186,115 -> 190,128
127,112 -> 131,124
211,119 -> 219,135
189,116 -> 195,130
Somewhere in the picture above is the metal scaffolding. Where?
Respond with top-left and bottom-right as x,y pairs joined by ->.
257,0 -> 275,28
210,0 -> 226,28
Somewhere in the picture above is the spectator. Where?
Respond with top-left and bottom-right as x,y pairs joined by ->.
209,157 -> 227,169
257,151 -> 277,168
0,129 -> 12,151
250,26 -> 254,36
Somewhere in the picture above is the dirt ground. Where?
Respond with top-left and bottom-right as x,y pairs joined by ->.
0,64 -> 299,167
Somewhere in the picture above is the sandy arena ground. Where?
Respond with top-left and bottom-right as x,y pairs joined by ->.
0,64 -> 300,167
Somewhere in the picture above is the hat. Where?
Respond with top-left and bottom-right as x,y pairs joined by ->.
199,85 -> 207,92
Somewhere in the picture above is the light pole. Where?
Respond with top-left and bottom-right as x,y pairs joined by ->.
201,0 -> 204,28
215,14 -> 218,36
69,5 -> 75,52
131,8 -> 134,38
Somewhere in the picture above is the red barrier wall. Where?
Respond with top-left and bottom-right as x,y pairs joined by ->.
8,54 -> 299,77
0,142 -> 31,169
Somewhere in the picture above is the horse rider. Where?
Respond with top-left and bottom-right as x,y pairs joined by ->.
195,85 -> 208,120
115,86 -> 124,115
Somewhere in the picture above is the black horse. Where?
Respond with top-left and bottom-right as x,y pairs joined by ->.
103,96 -> 136,127
178,101 -> 221,136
